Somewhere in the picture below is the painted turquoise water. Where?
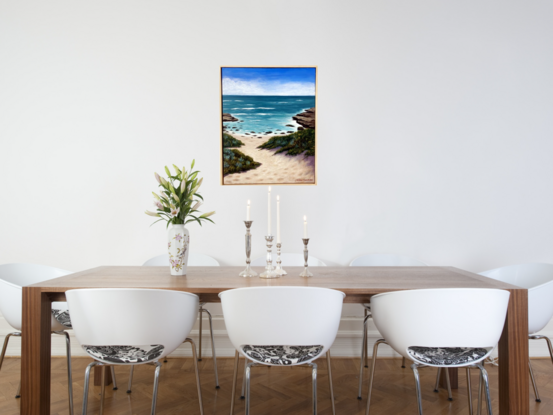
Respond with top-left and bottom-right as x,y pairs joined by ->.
222,95 -> 315,134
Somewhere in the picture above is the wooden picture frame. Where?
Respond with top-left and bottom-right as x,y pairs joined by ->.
220,66 -> 317,186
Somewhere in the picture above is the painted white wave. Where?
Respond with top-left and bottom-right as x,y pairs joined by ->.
257,107 -> 275,109
234,100 -> 243,102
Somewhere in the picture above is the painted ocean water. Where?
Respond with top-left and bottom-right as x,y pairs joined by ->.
222,95 -> 315,133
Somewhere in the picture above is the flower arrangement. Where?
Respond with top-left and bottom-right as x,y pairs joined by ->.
145,160 -> 215,227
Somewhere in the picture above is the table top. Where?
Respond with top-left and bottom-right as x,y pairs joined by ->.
28,266 -> 522,303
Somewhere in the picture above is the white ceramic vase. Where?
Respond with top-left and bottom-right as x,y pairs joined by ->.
167,224 -> 190,276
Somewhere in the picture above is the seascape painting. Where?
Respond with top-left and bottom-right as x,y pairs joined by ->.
221,67 -> 316,185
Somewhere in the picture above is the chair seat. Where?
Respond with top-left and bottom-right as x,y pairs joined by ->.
243,345 -> 323,365
83,344 -> 164,364
407,346 -> 488,366
52,309 -> 72,329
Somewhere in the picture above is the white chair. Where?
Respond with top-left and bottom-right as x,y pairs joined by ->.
251,253 -> 327,267
366,288 -> 510,415
142,252 -> 220,389
0,263 -> 75,415
480,263 -> 553,402
350,254 -> 427,399
220,286 -> 344,415
66,288 -> 203,415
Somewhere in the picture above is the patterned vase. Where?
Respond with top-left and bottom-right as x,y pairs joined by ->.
167,224 -> 190,276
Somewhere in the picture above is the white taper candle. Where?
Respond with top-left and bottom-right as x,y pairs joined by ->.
277,195 -> 281,243
303,215 -> 308,238
247,200 -> 251,221
268,186 -> 272,235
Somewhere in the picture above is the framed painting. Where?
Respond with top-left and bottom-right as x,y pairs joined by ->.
220,66 -> 317,185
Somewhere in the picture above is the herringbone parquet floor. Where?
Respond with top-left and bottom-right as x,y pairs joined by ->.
1,357 -> 552,415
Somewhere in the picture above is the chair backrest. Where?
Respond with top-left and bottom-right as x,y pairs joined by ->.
480,263 -> 553,334
220,286 -> 344,361
66,288 -> 199,362
251,253 -> 326,267
0,263 -> 71,331
349,254 -> 427,266
370,288 -> 510,364
143,252 -> 220,267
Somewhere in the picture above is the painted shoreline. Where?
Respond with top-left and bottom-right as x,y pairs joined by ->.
223,132 -> 315,185
222,107 -> 316,185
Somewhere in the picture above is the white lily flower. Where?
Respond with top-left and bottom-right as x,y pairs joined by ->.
170,207 -> 180,217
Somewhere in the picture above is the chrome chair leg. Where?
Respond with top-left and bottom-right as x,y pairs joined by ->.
245,361 -> 254,415
529,360 -> 541,402
230,351 -> 240,415
411,363 -> 424,415
111,366 -> 118,390
151,361 -> 162,415
0,332 -> 21,398
528,335 -> 553,402
54,331 -> 74,415
477,370 -> 483,415
544,335 -> 553,363
198,305 -> 204,361
365,339 -> 386,415
477,363 -> 492,415
434,367 -> 441,392
0,332 -> 19,372
241,357 -> 247,399
326,351 -> 336,415
100,365 -> 106,415
127,365 -> 134,393
357,314 -> 370,399
203,307 -> 220,388
364,308 -> 369,368
444,367 -> 453,401
432,366 -> 452,401
82,361 -> 99,415
185,338 -> 204,415
466,367 -> 473,415
309,362 -> 318,415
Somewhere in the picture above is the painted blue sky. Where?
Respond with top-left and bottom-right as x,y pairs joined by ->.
222,67 -> 316,96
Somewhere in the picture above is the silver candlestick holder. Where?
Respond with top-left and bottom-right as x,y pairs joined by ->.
274,242 -> 287,275
239,221 -> 257,277
260,235 -> 279,279
299,238 -> 313,277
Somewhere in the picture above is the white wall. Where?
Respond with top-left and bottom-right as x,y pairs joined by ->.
1,0 -> 553,357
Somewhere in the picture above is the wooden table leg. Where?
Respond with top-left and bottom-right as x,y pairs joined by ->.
439,367 -> 458,389
499,288 -> 529,415
94,366 -> 113,386
21,288 -> 52,415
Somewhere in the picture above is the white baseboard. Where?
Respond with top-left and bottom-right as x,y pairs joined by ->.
1,315 -> 552,359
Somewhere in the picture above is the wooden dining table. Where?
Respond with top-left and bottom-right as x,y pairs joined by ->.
21,265 -> 528,414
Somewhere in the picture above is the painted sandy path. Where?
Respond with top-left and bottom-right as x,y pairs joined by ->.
223,133 -> 315,185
